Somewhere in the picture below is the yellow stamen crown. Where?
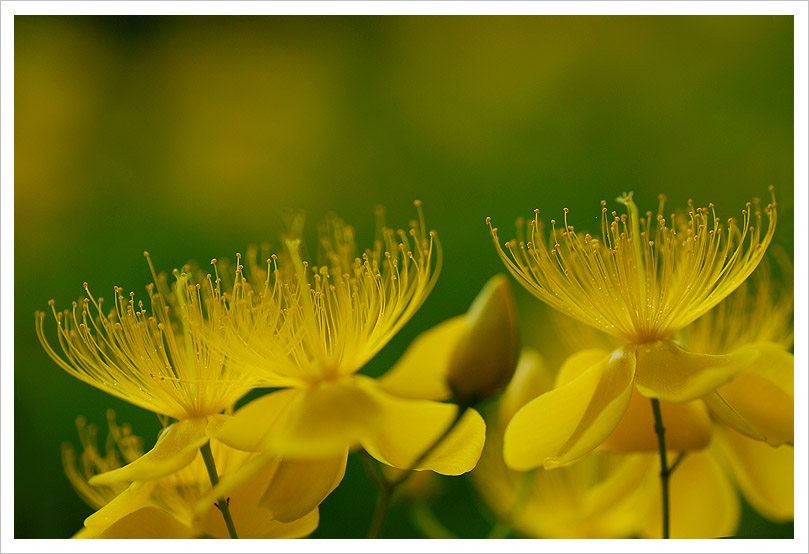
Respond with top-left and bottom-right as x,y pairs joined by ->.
36,253 -> 267,420
64,411 -> 255,529
62,410 -> 142,510
224,202 -> 442,384
679,251 -> 793,354
489,188 -> 777,344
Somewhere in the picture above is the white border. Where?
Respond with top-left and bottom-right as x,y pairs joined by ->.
3,2 -> 807,553
1,0 -> 805,16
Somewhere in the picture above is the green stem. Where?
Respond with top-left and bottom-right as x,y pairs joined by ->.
411,502 -> 457,539
367,482 -> 393,539
650,398 -> 670,539
670,451 -> 687,473
366,404 -> 470,538
486,470 -> 535,538
200,441 -> 239,539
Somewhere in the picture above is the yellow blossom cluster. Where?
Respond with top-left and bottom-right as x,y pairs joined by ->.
37,190 -> 792,539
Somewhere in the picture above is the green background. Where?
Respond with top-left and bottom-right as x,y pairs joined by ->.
14,15 -> 794,539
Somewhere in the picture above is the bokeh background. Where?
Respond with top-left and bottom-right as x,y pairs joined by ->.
15,15 -> 794,539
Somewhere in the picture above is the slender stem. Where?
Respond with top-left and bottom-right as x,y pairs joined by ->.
367,483 -> 392,539
670,451 -> 687,473
366,404 -> 470,538
486,470 -> 535,539
411,502 -> 457,539
650,398 -> 670,539
200,441 -> 239,539
392,404 -> 469,489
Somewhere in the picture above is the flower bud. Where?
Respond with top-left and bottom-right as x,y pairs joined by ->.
498,349 -> 551,425
447,274 -> 520,404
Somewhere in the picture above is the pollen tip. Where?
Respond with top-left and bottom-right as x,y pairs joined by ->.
82,282 -> 89,289
413,199 -> 423,207
48,299 -> 55,306
485,216 -> 491,224
211,258 -> 217,264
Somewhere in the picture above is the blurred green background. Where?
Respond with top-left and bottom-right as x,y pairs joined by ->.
15,15 -> 794,539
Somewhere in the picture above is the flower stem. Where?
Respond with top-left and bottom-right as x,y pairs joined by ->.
486,469 -> 535,538
650,398 -> 670,539
365,404 -> 470,538
200,441 -> 239,539
411,502 -> 457,539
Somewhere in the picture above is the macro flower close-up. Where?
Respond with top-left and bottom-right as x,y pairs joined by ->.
9,7 -> 800,548
63,412 -> 321,538
35,255 -> 273,487
490,190 -> 778,471
205,207 -> 488,526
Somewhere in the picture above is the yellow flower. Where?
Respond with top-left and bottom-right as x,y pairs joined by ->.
680,254 -> 794,522
631,255 -> 793,536
473,349 -> 654,538
37,254 -> 274,484
209,203 -> 486,483
489,190 -> 777,470
64,413 -> 320,538
475,327 -> 743,538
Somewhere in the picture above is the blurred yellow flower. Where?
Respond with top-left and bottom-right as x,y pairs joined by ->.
209,204 -> 485,488
37,254 -> 275,485
473,350 -> 653,539
475,347 -> 741,539
489,190 -> 777,470
679,255 -> 794,523
64,412 -> 320,539
482,254 -> 793,538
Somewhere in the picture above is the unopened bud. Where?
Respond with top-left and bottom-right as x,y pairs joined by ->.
498,349 -> 551,425
447,274 -> 520,404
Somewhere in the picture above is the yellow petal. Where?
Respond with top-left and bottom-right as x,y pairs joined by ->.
447,274 -> 520,403
746,342 -> 794,396
253,509 -> 320,539
714,427 -> 794,522
600,388 -> 712,452
640,450 -> 739,539
503,348 -> 635,470
714,343 -> 793,446
230,509 -> 319,539
703,391 -> 767,442
199,491 -> 320,538
88,419 -> 208,486
260,453 -> 348,522
192,448 -> 325,537
72,527 -> 98,539
94,507 -> 194,538
555,349 -> 611,387
212,379 -> 381,458
496,452 -> 653,538
498,349 -> 553,424
634,340 -> 751,403
193,451 -> 280,516
361,382 -> 486,475
206,389 -> 300,452
83,481 -> 156,531
377,316 -> 465,401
